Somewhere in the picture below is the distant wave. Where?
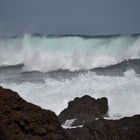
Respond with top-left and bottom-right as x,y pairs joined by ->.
0,34 -> 140,72
0,59 -> 140,78
1,33 -> 140,39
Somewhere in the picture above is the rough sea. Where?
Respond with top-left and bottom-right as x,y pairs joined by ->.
0,34 -> 140,119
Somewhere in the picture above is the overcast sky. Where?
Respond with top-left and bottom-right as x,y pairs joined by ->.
0,0 -> 140,36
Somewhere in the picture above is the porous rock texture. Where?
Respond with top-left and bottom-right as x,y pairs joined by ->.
0,86 -> 69,140
65,115 -> 140,140
59,95 -> 108,126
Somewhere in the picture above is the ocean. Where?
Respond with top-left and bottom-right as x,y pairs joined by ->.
0,34 -> 140,119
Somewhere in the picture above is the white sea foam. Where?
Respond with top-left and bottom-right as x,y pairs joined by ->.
1,70 -> 140,119
0,34 -> 140,72
61,119 -> 83,129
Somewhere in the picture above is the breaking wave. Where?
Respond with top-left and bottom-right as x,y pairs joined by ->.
0,34 -> 140,72
0,34 -> 140,119
1,70 -> 140,119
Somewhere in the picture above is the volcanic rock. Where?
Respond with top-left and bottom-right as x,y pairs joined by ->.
0,86 -> 69,140
1,85 -> 140,140
65,115 -> 140,140
58,95 -> 108,126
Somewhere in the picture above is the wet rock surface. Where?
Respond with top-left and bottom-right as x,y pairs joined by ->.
0,86 -> 69,140
65,115 -> 140,140
0,86 -> 140,140
58,95 -> 108,126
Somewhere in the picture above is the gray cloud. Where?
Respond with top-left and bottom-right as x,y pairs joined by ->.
0,0 -> 140,36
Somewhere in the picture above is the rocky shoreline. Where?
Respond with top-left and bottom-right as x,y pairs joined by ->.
0,86 -> 140,140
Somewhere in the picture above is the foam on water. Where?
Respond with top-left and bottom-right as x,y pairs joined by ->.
0,34 -> 140,119
1,70 -> 140,119
0,34 -> 140,72
61,119 -> 83,129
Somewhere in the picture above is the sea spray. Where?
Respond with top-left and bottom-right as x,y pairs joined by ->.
1,70 -> 140,119
0,34 -> 140,72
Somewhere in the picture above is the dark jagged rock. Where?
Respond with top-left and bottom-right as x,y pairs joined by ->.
65,115 -> 140,140
0,86 -> 69,140
58,95 -> 108,126
1,86 -> 140,140
65,127 -> 92,140
96,97 -> 108,115
114,115 -> 140,128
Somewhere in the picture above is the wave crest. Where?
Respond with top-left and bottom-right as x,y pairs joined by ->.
0,34 -> 140,72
